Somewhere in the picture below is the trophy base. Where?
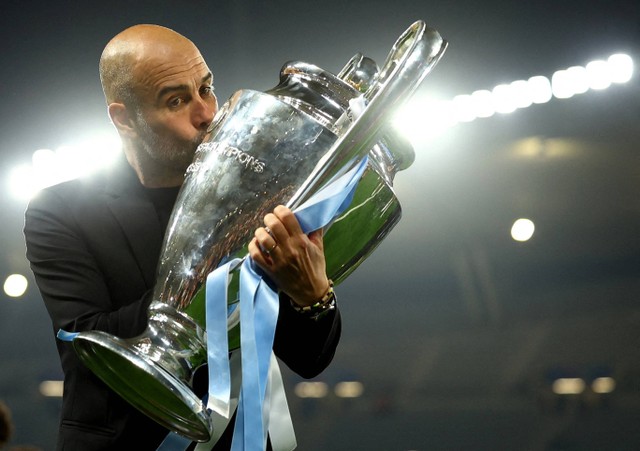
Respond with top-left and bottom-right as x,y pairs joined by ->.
72,330 -> 212,442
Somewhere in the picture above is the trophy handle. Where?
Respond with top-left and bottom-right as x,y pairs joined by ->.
337,53 -> 380,94
366,20 -> 446,101
287,20 -> 448,209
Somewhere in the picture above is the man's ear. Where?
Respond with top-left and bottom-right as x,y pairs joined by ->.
108,103 -> 137,139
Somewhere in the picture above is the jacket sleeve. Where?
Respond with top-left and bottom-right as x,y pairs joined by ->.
24,188 -> 152,339
273,294 -> 341,378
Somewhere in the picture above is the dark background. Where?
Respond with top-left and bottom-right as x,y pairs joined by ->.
1,1 -> 639,449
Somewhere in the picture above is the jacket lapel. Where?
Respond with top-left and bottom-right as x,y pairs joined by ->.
105,156 -> 164,289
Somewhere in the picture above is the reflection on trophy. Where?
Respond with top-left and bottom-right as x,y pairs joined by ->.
70,20 -> 447,441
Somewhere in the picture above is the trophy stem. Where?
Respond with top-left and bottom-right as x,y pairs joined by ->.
72,303 -> 212,441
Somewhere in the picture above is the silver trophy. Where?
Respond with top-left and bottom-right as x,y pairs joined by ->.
71,20 -> 447,441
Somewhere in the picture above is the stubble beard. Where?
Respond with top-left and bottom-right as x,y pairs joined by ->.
134,112 -> 207,175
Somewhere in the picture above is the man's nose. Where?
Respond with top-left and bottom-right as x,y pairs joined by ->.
193,94 -> 217,130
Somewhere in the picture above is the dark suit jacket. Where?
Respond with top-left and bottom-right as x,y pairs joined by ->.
24,155 -> 341,450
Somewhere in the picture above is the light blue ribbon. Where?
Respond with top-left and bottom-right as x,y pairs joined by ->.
231,258 -> 280,450
205,258 -> 242,418
56,329 -> 80,341
157,430 -> 192,450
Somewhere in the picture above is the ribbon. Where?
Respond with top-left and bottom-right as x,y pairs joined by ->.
157,430 -> 193,450
56,329 -> 80,341
264,353 -> 296,451
205,258 -> 243,418
230,258 -> 279,450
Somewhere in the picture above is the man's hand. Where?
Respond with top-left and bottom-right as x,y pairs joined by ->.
248,205 -> 331,307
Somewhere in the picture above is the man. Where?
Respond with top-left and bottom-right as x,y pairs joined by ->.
24,24 -> 341,450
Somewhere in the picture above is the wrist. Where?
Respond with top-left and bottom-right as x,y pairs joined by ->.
289,279 -> 336,321
289,278 -> 331,308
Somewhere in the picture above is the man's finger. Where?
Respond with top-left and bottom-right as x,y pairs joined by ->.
273,205 -> 303,237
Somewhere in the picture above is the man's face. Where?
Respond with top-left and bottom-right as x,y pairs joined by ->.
130,46 -> 218,174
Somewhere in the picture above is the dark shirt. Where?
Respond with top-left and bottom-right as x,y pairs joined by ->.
144,185 -> 180,234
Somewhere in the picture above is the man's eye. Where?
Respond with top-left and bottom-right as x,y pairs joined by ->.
202,86 -> 215,96
168,97 -> 184,108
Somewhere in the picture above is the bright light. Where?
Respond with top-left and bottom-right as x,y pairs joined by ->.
492,84 -> 518,114
586,60 -> 612,90
511,218 -> 535,242
55,133 -> 121,181
9,53 -> 635,195
528,76 -> 553,104
334,381 -> 364,398
39,380 -> 64,397
32,148 -> 68,190
470,89 -> 495,118
566,66 -> 590,95
551,66 -> 591,99
3,274 -> 28,298
32,148 -> 57,168
451,94 -> 476,122
607,54 -> 633,83
9,132 -> 121,202
509,80 -> 533,109
393,95 -> 457,142
552,70 -> 575,99
592,377 -> 616,394
552,378 -> 586,395
8,164 -> 38,201
294,381 -> 329,398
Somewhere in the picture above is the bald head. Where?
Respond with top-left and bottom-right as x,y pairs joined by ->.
98,24 -> 216,187
99,24 -> 199,108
